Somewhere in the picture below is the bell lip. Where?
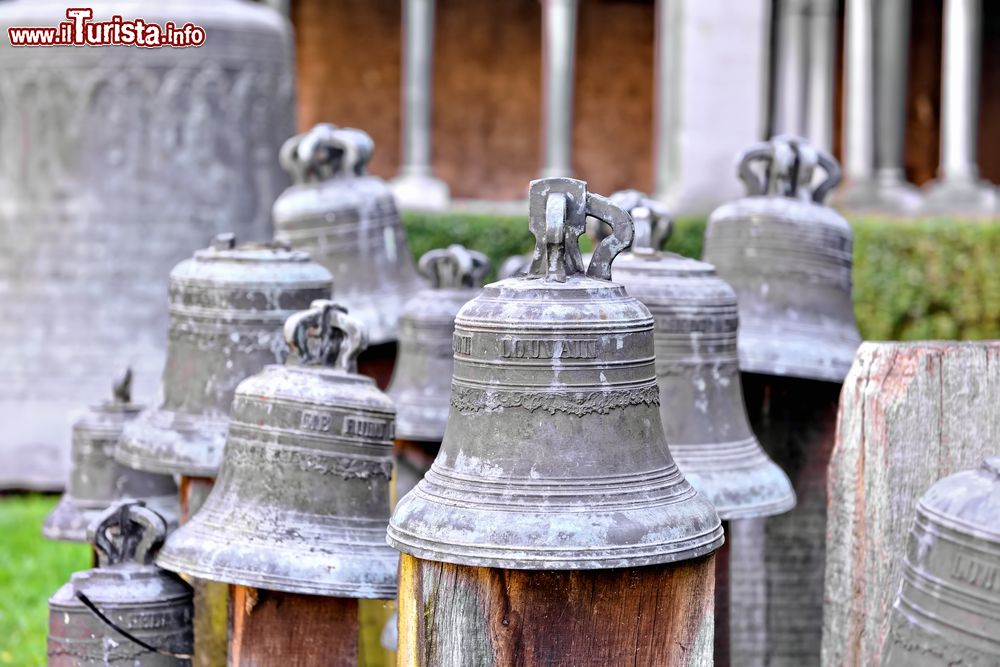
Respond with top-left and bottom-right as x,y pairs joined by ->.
115,408 -> 227,477
390,399 -> 448,442
42,494 -> 181,543
737,329 -> 861,384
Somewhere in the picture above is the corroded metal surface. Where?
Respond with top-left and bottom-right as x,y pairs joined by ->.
48,503 -> 193,666
115,235 -> 333,477
611,190 -> 795,521
0,0 -> 294,489
273,124 -> 423,345
156,302 -> 398,599
387,177 -> 723,570
387,245 -> 489,442
883,457 -> 1000,666
43,373 -> 178,543
704,136 -> 862,383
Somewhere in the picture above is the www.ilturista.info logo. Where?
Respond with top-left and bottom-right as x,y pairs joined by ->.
7,8 -> 206,48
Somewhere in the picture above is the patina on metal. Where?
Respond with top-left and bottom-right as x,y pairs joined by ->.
48,502 -> 193,666
43,371 -> 179,543
883,457 -> 1000,666
156,301 -> 398,599
387,177 -> 724,570
704,135 -> 862,383
0,0 -> 295,490
115,234 -> 333,478
273,124 -> 423,346
610,190 -> 795,520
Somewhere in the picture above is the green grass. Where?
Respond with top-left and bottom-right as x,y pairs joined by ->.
0,495 -> 90,667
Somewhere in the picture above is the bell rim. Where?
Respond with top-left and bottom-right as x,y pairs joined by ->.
115,408 -> 227,477
736,327 -> 861,384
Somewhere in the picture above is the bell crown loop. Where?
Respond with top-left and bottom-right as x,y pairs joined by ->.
737,135 -> 842,204
609,190 -> 673,256
280,124 -> 374,184
283,300 -> 368,372
89,502 -> 167,567
418,244 -> 490,289
110,367 -> 132,405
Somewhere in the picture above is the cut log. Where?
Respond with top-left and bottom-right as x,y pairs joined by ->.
821,341 -> 1000,667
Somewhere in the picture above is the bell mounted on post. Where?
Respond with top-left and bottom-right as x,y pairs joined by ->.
273,124 -> 423,346
704,136 -> 862,383
155,301 -> 398,598
43,371 -> 179,542
387,177 -> 723,569
48,502 -> 193,666
610,191 -> 795,519
115,234 -> 333,478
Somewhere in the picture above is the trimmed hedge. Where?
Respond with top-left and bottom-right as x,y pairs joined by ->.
403,212 -> 1000,342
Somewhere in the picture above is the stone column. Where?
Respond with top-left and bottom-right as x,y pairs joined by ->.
922,0 -> 997,215
391,0 -> 450,211
772,0 -> 810,137
539,0 -> 579,178
833,0 -> 875,209
804,0 -> 838,152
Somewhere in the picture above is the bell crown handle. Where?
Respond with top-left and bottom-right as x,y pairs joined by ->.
89,502 -> 167,567
279,124 -> 374,184
609,190 -> 673,254
736,135 -> 842,204
283,300 -> 368,372
418,244 -> 491,289
111,368 -> 133,404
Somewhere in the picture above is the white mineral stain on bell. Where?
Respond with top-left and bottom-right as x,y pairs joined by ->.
229,332 -> 240,343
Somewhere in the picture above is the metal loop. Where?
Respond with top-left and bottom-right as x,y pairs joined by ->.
89,502 -> 167,567
526,177 -> 588,282
736,142 -> 775,196
283,300 -> 368,372
609,190 -> 673,254
585,192 -> 633,281
417,245 -> 491,289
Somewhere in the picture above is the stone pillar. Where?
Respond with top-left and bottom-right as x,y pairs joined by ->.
922,0 -> 997,215
772,0 -> 809,137
539,0 -> 579,179
804,0 -> 838,152
391,0 -> 450,211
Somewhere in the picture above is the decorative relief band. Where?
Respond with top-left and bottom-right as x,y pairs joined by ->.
227,440 -> 392,480
450,384 -> 659,416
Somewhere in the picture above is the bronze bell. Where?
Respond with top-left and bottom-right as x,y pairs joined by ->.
156,301 -> 398,598
115,234 -> 333,477
883,457 -> 1000,665
387,177 -> 723,569
273,124 -> 423,345
48,502 -> 193,666
610,191 -> 795,520
704,136 -> 862,383
44,371 -> 179,542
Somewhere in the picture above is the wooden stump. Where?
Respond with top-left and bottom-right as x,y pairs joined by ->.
358,341 -> 398,390
714,522 -> 731,667
180,476 -> 227,667
397,553 -> 716,667
821,341 -> 1000,667
229,585 -> 359,667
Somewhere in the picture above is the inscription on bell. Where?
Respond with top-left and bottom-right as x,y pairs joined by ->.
343,416 -> 394,440
300,411 -> 333,433
498,338 -> 598,360
950,553 -> 998,590
453,332 -> 472,355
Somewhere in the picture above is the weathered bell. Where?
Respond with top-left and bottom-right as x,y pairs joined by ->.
703,136 -> 862,383
43,372 -> 179,542
273,124 -> 423,345
883,457 -> 1000,666
387,177 -> 723,569
610,191 -> 796,520
115,234 -> 333,477
48,502 -> 193,666
156,301 -> 398,598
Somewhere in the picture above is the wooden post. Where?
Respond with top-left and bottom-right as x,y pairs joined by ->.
179,476 -> 227,667
397,553 -> 716,666
358,341 -> 398,390
714,523 -> 731,667
822,341 -> 1000,667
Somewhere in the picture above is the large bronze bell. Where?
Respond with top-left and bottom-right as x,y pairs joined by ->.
48,502 -> 193,666
44,372 -> 178,542
883,457 -> 1000,665
273,124 -> 423,345
388,177 -> 723,569
156,301 -> 398,598
704,136 -> 862,383
115,234 -> 333,477
611,191 -> 795,520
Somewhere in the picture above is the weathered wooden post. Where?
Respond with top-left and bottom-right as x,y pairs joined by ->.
703,136 -> 862,666
388,178 -> 723,666
822,341 -> 1000,666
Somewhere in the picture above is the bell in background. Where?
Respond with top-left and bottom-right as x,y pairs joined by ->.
386,244 -> 490,501
610,190 -> 795,520
883,457 -> 1000,666
703,136 -> 862,383
115,234 -> 333,478
0,0 -> 294,490
273,124 -> 423,350
48,502 -> 193,666
388,177 -> 723,569
156,301 -> 398,598
43,371 -> 178,542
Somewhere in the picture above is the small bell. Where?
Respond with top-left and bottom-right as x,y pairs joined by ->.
115,235 -> 333,477
704,136 -> 862,383
47,502 -> 193,666
388,177 -> 723,569
883,457 -> 1000,665
273,124 -> 423,345
156,301 -> 398,598
610,191 -> 795,519
43,371 -> 179,542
